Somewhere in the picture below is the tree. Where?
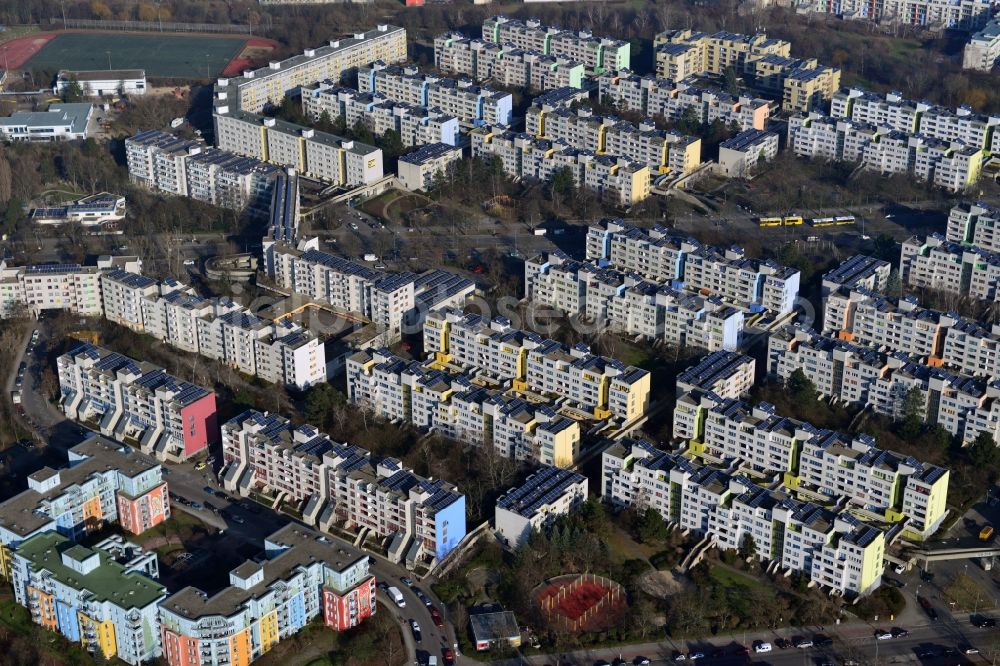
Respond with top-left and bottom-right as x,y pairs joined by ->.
899,386 -> 924,439
739,533 -> 757,561
676,106 -> 701,136
968,432 -> 1000,481
0,152 -> 11,204
636,507 -> 668,544
786,368 -> 818,407
872,234 -> 897,262
304,383 -> 344,429
723,67 -> 740,95
628,597 -> 659,638
62,76 -> 85,103
351,119 -> 375,145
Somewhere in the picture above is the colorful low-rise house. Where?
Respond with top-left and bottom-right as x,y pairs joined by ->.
159,524 -> 375,666
10,532 -> 165,665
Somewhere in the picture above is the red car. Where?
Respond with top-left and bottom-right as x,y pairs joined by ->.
430,607 -> 443,628
442,647 -> 455,666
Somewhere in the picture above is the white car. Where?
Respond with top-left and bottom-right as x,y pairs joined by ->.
892,563 -> 905,575
349,222 -> 359,230
183,259 -> 196,266
754,642 -> 772,654
875,631 -> 893,641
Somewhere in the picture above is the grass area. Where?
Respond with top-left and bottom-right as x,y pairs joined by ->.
709,564 -> 767,591
943,573 -> 997,612
26,32 -> 247,78
604,523 -> 659,565
0,26 -> 39,45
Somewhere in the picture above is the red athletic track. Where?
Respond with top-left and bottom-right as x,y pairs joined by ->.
221,36 -> 279,77
0,32 -> 59,70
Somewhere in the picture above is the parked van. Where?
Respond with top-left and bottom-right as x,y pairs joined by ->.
980,525 -> 994,541
387,586 -> 406,608
753,642 -> 772,654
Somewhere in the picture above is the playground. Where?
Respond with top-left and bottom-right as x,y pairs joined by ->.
536,573 -> 628,632
0,30 -> 277,78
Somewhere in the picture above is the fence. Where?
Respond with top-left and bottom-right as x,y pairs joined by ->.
47,18 -> 254,34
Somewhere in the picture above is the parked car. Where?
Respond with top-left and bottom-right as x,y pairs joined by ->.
891,628 -> 909,638
441,648 -> 454,666
429,607 -> 443,628
814,635 -> 833,647
793,637 -> 813,649
633,658 -> 650,665
672,652 -> 686,661
775,638 -> 791,649
753,642 -> 772,654
409,619 -> 421,643
688,652 -> 704,660
875,631 -> 893,640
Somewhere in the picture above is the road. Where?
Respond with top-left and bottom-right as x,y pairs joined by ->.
7,317 -> 458,666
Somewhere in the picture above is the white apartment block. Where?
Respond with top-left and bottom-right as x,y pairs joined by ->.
602,439 -> 888,595
264,238 -> 473,342
831,88 -> 1000,150
948,202 -> 1000,252
585,219 -> 801,314
397,143 -> 463,192
125,129 -> 280,217
494,466 -> 588,548
676,350 -> 756,399
524,252 -> 744,352
597,70 -> 772,132
788,112 -> 984,192
964,20 -> 1000,71
346,349 -> 583,467
98,269 -> 326,389
470,126 -> 651,206
301,85 -> 460,147
801,0 -> 991,30
525,105 -> 703,176
424,308 -> 651,423
769,325 -> 1000,446
220,410 -> 467,562
901,233 -> 1000,301
674,391 -> 950,539
482,16 -> 630,73
0,256 -> 142,319
358,63 -> 513,126
57,343 -> 218,462
434,33 -> 586,90
823,287 -> 1000,379
211,29 -> 401,188
717,129 -> 779,178
821,255 -> 892,300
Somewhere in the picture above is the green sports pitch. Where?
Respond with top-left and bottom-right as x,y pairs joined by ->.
25,32 -> 247,78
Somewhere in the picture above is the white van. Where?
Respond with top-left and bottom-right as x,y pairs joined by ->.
387,586 -> 406,608
754,642 -> 772,654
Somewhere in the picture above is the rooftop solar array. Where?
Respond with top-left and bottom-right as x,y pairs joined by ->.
496,465 -> 585,518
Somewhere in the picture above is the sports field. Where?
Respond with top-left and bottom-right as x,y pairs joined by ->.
24,32 -> 250,78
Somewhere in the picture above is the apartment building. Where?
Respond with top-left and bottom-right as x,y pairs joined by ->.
602,439 -> 887,595
717,129 -> 779,178
211,27 -> 398,188
584,219 -> 801,314
424,309 -> 651,422
11,533 -> 165,665
597,70 -> 772,132
0,435 -> 169,578
263,238 -> 473,342
482,16 -> 630,72
788,112 -> 984,192
0,255 -> 141,318
346,348 -> 583,467
964,20 -> 1000,71
768,326 -> 1000,445
821,255 -> 892,300
947,201 -> 1000,252
159,524 -> 375,666
99,270 -> 327,389
470,126 -> 651,206
221,411 -> 466,563
494,466 -> 588,548
831,88 -> 1000,150
397,143 -> 463,192
433,33 -> 586,90
358,63 -> 512,126
900,233 -> 1000,301
676,351 -> 756,399
126,130 -> 281,217
57,343 -> 218,462
746,56 -> 841,113
823,287 -> 1000,379
675,392 -> 950,539
524,252 -> 744,351
802,0 -> 991,30
525,104 -> 703,176
301,84 -> 459,147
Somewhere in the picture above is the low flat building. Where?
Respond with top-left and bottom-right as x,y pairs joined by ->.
495,466 -> 588,549
0,103 -> 93,141
29,193 -> 126,227
54,69 -> 147,97
470,610 -> 521,651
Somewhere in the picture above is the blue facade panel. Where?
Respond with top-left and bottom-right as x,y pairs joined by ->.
434,497 -> 467,560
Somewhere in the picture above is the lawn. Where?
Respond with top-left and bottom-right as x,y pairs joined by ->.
26,32 -> 247,78
709,564 -> 767,591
